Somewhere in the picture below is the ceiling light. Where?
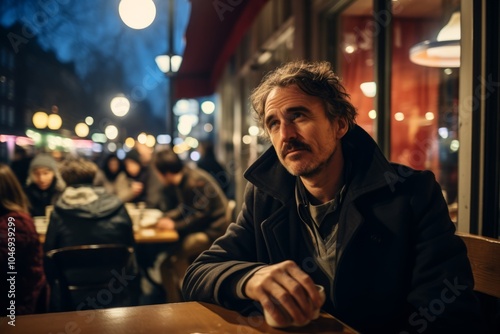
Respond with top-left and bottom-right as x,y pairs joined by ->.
409,11 -> 460,68
360,82 -> 377,98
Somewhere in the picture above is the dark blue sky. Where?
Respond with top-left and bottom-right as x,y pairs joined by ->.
1,0 -> 190,123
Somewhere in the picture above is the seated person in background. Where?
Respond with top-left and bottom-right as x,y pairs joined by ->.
43,157 -> 135,252
0,163 -> 49,316
25,153 -> 65,217
120,149 -> 149,204
93,153 -> 128,196
44,158 -> 138,311
182,61 -> 486,332
150,149 -> 229,302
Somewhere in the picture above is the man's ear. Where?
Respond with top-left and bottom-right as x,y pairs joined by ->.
335,117 -> 349,139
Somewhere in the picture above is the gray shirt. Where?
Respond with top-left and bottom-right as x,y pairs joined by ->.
296,179 -> 346,287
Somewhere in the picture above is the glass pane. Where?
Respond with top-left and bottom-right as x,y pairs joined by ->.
338,0 -> 375,138
391,1 -> 459,222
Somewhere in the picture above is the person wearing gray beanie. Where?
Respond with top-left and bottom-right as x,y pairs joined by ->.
25,153 -> 65,217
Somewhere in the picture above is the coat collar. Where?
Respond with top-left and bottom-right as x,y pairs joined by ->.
244,125 -> 396,202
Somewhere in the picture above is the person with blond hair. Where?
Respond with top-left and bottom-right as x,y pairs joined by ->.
0,163 -> 48,315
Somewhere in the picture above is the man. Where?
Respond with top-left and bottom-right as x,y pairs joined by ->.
152,149 -> 228,302
182,61 -> 485,332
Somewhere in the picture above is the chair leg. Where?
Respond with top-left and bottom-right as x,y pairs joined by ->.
161,256 -> 183,303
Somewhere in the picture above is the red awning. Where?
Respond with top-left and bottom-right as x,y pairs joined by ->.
174,0 -> 269,99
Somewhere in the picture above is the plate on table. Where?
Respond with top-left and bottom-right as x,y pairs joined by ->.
140,209 -> 163,227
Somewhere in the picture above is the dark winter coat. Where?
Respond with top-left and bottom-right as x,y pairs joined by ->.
165,167 -> 229,241
25,178 -> 64,217
43,185 -> 134,252
183,126 -> 485,333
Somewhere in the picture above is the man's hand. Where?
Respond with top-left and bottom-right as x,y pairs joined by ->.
156,217 -> 175,230
244,260 -> 323,327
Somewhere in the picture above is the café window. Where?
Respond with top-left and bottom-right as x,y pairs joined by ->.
336,0 -> 460,223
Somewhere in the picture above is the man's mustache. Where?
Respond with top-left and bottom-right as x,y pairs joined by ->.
281,139 -> 311,158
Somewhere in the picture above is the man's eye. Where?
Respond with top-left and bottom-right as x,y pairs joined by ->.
291,112 -> 303,120
267,120 -> 278,130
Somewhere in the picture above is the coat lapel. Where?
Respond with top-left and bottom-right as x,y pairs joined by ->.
260,203 -> 293,262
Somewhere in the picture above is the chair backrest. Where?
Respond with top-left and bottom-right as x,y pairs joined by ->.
46,244 -> 140,311
456,232 -> 500,298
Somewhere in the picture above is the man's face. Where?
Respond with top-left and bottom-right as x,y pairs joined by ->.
32,167 -> 55,190
264,85 -> 347,178
154,169 -> 174,187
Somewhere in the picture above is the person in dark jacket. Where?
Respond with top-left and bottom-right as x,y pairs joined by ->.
43,157 -> 138,311
0,163 -> 49,316
25,153 -> 65,217
182,61 -> 486,333
151,149 -> 229,302
44,157 -> 135,252
153,150 -> 228,241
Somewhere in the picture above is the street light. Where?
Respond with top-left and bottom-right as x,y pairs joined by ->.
75,122 -> 90,137
47,114 -> 62,130
110,96 -> 131,117
118,0 -> 156,30
32,109 -> 62,131
155,55 -> 182,74
32,111 -> 49,129
155,0 -> 182,141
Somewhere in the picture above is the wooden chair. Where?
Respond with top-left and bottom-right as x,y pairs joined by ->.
456,232 -> 500,298
45,244 -> 140,311
456,232 -> 500,331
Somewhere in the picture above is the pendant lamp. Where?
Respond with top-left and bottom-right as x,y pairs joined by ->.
409,11 -> 460,68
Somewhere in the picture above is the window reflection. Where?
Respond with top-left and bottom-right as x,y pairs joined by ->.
392,2 -> 460,215
337,0 -> 460,222
338,2 -> 376,137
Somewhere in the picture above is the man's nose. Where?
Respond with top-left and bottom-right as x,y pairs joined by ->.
280,122 -> 297,141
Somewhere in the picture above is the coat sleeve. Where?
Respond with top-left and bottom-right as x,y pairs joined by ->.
182,183 -> 267,312
164,184 -> 210,235
165,177 -> 225,237
403,171 -> 486,333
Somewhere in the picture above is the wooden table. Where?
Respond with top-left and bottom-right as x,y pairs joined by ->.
37,205 -> 179,244
0,302 -> 358,334
133,227 -> 179,243
38,228 -> 179,244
